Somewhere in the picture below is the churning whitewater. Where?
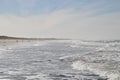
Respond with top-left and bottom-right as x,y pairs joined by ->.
0,40 -> 120,80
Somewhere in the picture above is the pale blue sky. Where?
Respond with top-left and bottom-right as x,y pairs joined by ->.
0,0 -> 120,40
0,0 -> 119,15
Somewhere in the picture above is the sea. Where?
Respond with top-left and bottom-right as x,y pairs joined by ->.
0,40 -> 120,80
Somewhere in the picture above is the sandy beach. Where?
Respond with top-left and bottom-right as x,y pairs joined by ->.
0,39 -> 35,47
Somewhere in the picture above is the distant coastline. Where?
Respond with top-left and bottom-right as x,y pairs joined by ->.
0,36 -> 69,40
0,36 -> 69,47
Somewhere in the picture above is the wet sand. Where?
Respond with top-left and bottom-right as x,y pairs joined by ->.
0,39 -> 35,47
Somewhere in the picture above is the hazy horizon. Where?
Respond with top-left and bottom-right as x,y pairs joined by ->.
0,0 -> 120,40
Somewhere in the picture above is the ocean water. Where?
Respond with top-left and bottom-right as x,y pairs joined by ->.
0,40 -> 120,80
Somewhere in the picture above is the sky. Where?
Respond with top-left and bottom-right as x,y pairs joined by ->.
0,0 -> 120,40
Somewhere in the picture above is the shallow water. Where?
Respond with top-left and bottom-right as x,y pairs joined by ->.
0,40 -> 119,80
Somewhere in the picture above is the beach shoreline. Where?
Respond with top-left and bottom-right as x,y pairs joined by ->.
0,39 -> 37,47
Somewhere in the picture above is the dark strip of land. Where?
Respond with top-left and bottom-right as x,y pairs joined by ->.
0,36 -> 69,40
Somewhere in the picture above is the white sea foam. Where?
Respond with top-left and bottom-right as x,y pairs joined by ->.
33,41 -> 50,46
59,40 -> 120,80
25,73 -> 50,80
0,48 -> 6,53
0,47 -> 7,58
72,60 -> 120,80
0,40 -> 120,80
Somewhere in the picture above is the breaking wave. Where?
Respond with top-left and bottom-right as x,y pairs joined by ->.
68,40 -> 120,80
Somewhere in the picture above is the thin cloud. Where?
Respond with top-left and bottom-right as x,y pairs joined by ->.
0,9 -> 120,39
